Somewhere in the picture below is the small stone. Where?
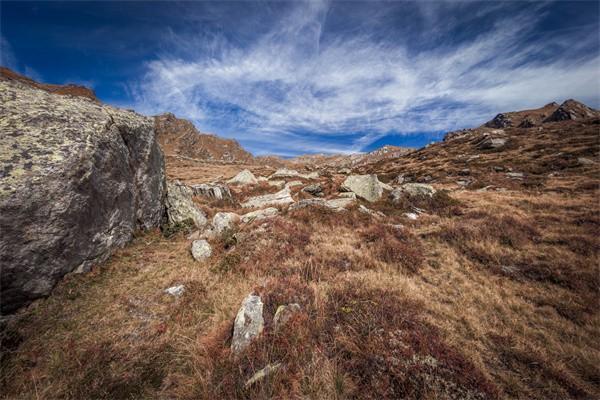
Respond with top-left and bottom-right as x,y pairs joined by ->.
191,239 -> 212,261
165,285 -> 185,296
302,183 -> 323,196
273,303 -> 301,330
404,212 -> 418,220
244,363 -> 282,388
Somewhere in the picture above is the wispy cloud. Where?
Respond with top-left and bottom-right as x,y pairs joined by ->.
129,0 -> 599,155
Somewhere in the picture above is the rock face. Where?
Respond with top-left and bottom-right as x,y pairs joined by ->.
228,169 -> 258,185
340,174 -> 387,202
0,79 -> 166,314
165,181 -> 207,228
232,294 -> 264,354
191,239 -> 212,261
241,187 -> 294,208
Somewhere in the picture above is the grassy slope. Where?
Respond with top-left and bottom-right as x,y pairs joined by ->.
1,121 -> 599,400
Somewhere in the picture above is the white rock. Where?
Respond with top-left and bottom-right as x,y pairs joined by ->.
212,212 -> 239,235
285,180 -> 303,188
404,212 -> 419,220
232,294 -> 264,354
228,169 -> 258,185
358,204 -> 385,218
241,207 -> 279,223
338,192 -> 357,199
165,181 -> 208,228
392,183 -> 436,199
241,187 -> 294,208
165,285 -> 185,297
191,239 -> 212,261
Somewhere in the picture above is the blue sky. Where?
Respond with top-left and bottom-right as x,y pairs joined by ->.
2,1 -> 599,156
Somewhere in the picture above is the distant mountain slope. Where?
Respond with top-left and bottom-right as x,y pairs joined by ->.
0,67 -> 97,101
154,113 -> 254,163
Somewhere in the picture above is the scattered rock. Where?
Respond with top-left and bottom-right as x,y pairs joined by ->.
476,136 -> 507,150
165,181 -> 208,228
273,303 -> 301,330
268,180 -> 286,188
212,212 -> 239,235
578,157 -> 595,165
285,180 -> 303,188
241,207 -> 279,223
506,172 -> 524,179
493,166 -> 505,172
340,174 -> 388,202
164,285 -> 185,297
270,168 -> 301,179
391,183 -> 436,200
358,205 -> 386,218
241,187 -> 294,208
394,174 -> 405,185
191,239 -> 212,261
544,99 -> 599,122
337,192 -> 357,199
289,197 -> 355,212
302,183 -> 323,196
404,212 -> 419,220
244,363 -> 282,388
228,169 -> 258,185
485,113 -> 512,128
232,294 -> 264,354
190,183 -> 232,200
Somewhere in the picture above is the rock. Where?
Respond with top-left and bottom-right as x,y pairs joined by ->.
506,172 -> 524,179
268,180 -> 286,188
211,212 -> 239,236
404,212 -> 419,220
270,168 -> 301,179
394,174 -> 405,185
285,180 -> 303,188
302,184 -> 323,196
338,168 -> 351,175
466,155 -> 480,162
518,118 -> 535,128
232,294 -> 264,354
458,169 -> 470,176
187,230 -> 201,240
165,285 -> 185,297
241,187 -> 294,208
544,99 -> 599,122
485,113 -> 512,128
340,174 -> 388,202
476,136 -> 507,150
241,207 -> 279,223
244,363 -> 282,388
228,169 -> 258,185
304,171 -> 320,180
358,204 -> 386,218
273,303 -> 301,330
391,183 -> 436,201
191,239 -> 212,261
190,183 -> 232,200
578,157 -> 595,165
165,181 -> 208,228
338,192 -> 357,199
0,78 -> 166,313
289,197 -> 355,212
493,166 -> 505,172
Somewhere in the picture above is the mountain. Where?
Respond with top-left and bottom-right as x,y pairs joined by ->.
154,113 -> 254,163
0,67 -> 97,101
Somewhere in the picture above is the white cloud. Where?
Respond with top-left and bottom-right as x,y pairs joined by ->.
129,0 -> 599,155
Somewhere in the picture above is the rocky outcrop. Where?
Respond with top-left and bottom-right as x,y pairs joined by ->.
190,183 -> 232,200
340,174 -> 388,202
0,79 -> 166,313
165,181 -> 207,228
241,187 -> 294,208
232,294 -> 264,354
544,99 -> 599,122
0,67 -> 97,101
484,113 -> 512,128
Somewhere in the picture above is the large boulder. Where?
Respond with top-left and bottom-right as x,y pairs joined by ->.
241,207 -> 279,223
190,183 -> 232,200
340,174 -> 387,202
0,79 -> 166,313
390,183 -> 436,202
232,294 -> 264,354
165,181 -> 207,228
241,187 -> 294,208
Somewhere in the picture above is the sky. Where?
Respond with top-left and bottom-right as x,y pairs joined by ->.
2,1 -> 599,156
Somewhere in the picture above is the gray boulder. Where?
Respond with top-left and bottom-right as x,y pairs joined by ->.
273,303 -> 301,330
190,183 -> 232,200
476,136 -> 507,150
165,181 -> 207,228
302,183 -> 323,196
232,294 -> 264,354
212,212 -> 239,235
191,239 -> 212,261
391,183 -> 436,200
340,174 -> 387,202
0,79 -> 166,314
241,207 -> 279,223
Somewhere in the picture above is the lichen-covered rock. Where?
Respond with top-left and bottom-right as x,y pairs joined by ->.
241,207 -> 279,223
340,174 -> 387,202
273,303 -> 301,330
0,79 -> 166,313
190,183 -> 232,200
165,181 -> 207,228
241,187 -> 294,208
391,183 -> 436,201
191,239 -> 212,261
232,294 -> 264,354
212,212 -> 239,235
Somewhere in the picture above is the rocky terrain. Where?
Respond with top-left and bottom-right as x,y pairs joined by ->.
0,72 -> 599,400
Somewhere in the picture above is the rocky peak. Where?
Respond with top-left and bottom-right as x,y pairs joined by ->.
0,67 -> 97,101
544,99 -> 599,122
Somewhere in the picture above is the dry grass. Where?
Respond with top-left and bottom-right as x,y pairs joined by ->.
2,128 -> 600,399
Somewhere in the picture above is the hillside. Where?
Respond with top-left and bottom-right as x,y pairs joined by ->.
2,88 -> 598,400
